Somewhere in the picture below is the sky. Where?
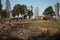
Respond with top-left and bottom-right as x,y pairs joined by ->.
1,0 -> 60,16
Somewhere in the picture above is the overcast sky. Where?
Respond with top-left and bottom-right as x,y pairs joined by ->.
1,0 -> 60,16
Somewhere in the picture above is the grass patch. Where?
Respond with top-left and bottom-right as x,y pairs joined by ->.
30,22 -> 60,28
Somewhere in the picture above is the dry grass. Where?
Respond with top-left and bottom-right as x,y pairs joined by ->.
29,21 -> 60,28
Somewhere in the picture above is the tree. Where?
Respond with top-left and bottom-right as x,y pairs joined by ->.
27,10 -> 33,19
22,4 -> 27,13
1,10 -> 7,18
12,4 -> 22,16
12,4 -> 27,17
43,6 -> 55,19
0,3 -> 2,11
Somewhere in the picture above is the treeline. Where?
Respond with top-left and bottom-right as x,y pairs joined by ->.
0,4 -> 33,19
12,4 -> 33,19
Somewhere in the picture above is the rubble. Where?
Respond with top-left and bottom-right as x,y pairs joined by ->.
0,22 -> 60,40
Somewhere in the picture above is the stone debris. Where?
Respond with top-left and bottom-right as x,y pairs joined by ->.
0,23 -> 60,40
